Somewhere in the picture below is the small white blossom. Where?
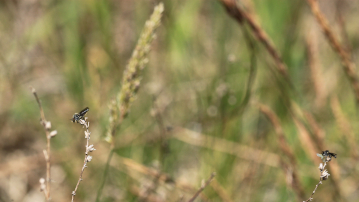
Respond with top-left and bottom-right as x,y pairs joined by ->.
85,131 -> 91,139
86,155 -> 93,162
79,119 -> 86,125
45,121 -> 51,129
321,169 -> 330,180
321,170 -> 329,177
87,144 -> 95,152
49,130 -> 57,138
39,178 -> 46,191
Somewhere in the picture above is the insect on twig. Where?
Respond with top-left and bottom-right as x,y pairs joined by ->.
71,107 -> 90,123
316,150 -> 337,162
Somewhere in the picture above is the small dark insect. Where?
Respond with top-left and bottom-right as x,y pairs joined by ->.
317,150 -> 337,162
71,107 -> 89,123
322,150 -> 337,158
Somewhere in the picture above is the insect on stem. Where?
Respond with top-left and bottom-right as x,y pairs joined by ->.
71,107 -> 90,123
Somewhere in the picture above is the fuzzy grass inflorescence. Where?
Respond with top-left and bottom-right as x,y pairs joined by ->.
97,3 -> 164,201
105,2 -> 164,145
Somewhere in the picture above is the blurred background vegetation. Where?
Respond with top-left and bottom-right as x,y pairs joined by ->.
0,0 -> 358,201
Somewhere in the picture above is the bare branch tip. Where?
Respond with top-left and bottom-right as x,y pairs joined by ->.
30,86 -> 36,93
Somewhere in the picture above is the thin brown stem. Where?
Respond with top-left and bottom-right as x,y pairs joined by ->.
304,162 -> 328,202
187,172 -> 216,202
335,0 -> 351,53
219,0 -> 290,80
259,104 -> 305,200
71,119 -> 94,202
307,0 -> 359,103
31,87 -> 51,201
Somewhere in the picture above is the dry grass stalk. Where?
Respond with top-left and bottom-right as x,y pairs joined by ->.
330,96 -> 358,159
173,127 -> 280,167
306,29 -> 326,108
187,172 -> 216,202
219,0 -> 289,79
31,87 -> 56,201
259,104 -> 305,200
306,0 -> 359,103
210,179 -> 234,202
113,155 -> 208,196
259,104 -> 296,164
293,117 -> 320,165
304,112 -> 325,151
172,127 -> 320,179
335,0 -> 351,53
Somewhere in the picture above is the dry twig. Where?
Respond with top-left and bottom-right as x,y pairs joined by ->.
31,87 -> 56,201
187,172 -> 216,202
71,118 -> 95,202
304,152 -> 335,202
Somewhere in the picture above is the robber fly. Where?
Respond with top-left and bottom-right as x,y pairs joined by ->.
71,107 -> 89,123
317,150 -> 337,162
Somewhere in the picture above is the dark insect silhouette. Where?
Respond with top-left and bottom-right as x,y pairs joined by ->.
71,107 -> 89,123
317,150 -> 337,162
322,150 -> 337,159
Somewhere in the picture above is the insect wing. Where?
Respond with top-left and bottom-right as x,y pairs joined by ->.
79,107 -> 89,116
329,152 -> 337,158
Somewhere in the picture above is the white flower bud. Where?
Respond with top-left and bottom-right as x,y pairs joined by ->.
39,178 -> 46,191
87,144 -> 95,152
86,155 -> 93,162
85,131 -> 91,139
49,130 -> 57,138
45,121 -> 51,129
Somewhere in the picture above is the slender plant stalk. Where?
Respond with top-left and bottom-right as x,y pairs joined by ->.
259,104 -> 305,200
304,152 -> 334,202
71,118 -> 95,202
306,0 -> 359,103
219,0 -> 290,81
95,148 -> 114,202
188,172 -> 216,202
31,87 -> 54,201
229,25 -> 257,118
